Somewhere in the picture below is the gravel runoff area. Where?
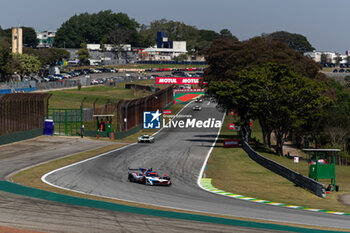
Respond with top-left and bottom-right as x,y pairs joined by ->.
0,136 -> 289,232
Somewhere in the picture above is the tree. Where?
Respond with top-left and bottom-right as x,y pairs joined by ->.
219,29 -> 235,39
0,38 -> 12,81
76,43 -> 90,65
22,27 -> 38,47
54,10 -> 139,48
345,76 -> 350,88
174,53 -> 187,61
12,53 -> 41,78
0,26 -> 6,38
321,53 -> 331,64
3,27 -> 38,47
334,54 -> 343,67
138,19 -> 238,53
319,80 -> 350,151
262,31 -> 315,53
107,28 -> 134,58
207,63 -> 330,156
204,37 -> 321,82
24,47 -> 70,66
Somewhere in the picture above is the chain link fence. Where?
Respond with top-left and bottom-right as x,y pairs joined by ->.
85,86 -> 173,137
117,86 -> 173,132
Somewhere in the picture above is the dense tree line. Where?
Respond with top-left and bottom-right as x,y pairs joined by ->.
205,37 -> 335,157
53,12 -> 238,53
54,10 -> 139,48
304,80 -> 350,164
138,19 -> 237,52
0,28 -> 69,81
0,10 -> 318,82
262,31 -> 315,53
0,26 -> 38,48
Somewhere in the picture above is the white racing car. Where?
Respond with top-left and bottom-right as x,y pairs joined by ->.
192,105 -> 202,111
138,134 -> 155,143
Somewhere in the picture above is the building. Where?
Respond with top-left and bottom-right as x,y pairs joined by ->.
86,44 -> 131,52
37,31 -> 56,48
304,51 -> 348,65
139,32 -> 187,61
12,27 -> 23,54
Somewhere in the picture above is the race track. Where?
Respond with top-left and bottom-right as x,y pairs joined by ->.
43,100 -> 350,230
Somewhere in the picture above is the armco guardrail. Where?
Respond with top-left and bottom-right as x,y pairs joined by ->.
242,140 -> 326,198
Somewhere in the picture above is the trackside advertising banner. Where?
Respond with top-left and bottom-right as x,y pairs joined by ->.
156,77 -> 202,85
174,89 -> 205,93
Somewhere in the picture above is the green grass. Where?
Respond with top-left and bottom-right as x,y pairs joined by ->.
48,82 -> 153,109
207,116 -> 350,212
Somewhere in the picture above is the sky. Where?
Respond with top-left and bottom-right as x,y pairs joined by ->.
0,0 -> 348,53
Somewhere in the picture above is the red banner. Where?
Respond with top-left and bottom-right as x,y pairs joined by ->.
223,139 -> 240,148
156,77 -> 201,85
162,110 -> 172,115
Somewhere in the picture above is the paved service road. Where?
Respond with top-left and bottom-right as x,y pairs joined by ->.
44,101 -> 350,230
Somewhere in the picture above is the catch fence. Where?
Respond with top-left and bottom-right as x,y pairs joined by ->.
0,93 -> 51,136
87,86 -> 173,137
117,86 -> 173,132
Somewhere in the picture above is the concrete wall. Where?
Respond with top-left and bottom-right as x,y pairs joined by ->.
0,128 -> 43,146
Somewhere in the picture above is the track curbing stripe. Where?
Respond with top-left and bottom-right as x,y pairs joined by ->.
200,178 -> 350,216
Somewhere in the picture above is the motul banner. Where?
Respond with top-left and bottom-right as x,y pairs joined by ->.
156,77 -> 202,85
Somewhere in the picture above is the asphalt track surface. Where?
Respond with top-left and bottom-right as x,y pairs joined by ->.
44,101 -> 350,230
0,123 -> 290,232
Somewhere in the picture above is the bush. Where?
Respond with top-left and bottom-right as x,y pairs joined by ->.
77,83 -> 82,90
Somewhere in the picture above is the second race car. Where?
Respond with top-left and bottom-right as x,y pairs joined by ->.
138,134 -> 155,143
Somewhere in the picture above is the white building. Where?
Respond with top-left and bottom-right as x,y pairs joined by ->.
304,51 -> 348,64
141,41 -> 187,61
86,44 -> 131,51
37,31 -> 56,48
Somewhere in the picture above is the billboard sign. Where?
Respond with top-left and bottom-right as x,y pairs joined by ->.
156,77 -> 201,85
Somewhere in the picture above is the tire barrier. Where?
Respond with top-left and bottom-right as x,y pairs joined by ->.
242,140 -> 326,198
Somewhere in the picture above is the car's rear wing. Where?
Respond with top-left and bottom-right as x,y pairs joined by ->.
128,167 -> 152,172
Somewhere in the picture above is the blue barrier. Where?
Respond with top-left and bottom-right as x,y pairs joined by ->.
0,89 -> 11,94
0,87 -> 37,94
